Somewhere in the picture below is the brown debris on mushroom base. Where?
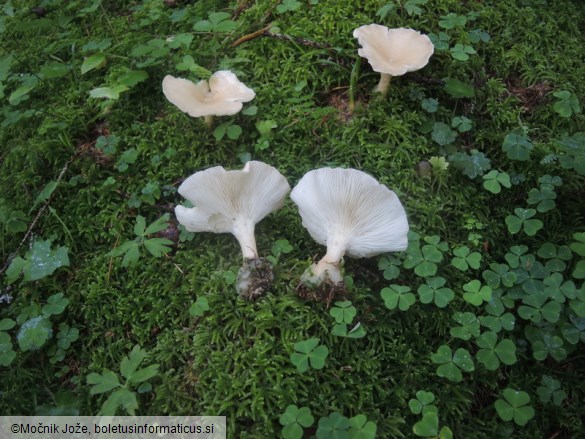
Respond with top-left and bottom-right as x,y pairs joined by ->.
236,257 -> 274,300
296,280 -> 347,307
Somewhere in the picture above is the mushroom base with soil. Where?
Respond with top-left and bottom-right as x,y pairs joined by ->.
236,257 -> 274,300
296,259 -> 347,305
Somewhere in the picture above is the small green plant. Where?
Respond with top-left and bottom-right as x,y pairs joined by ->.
448,150 -> 491,178
450,312 -> 480,340
417,277 -> 454,308
0,293 -> 72,367
494,389 -> 535,426
552,90 -> 581,118
290,338 -> 328,373
431,345 -> 474,382
475,331 -> 517,370
482,170 -> 511,194
189,297 -> 210,317
276,0 -> 302,13
316,412 -> 349,439
6,239 -> 70,284
451,246 -> 482,271
381,285 -> 416,311
505,208 -> 543,236
107,214 -> 173,267
87,345 -> 159,415
267,238 -> 293,265
279,405 -> 314,439
462,280 -> 492,306
502,129 -> 533,161
536,375 -> 566,406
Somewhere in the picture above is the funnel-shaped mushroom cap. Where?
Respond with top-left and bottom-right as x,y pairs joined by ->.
291,168 -> 408,258
162,70 -> 255,118
353,25 -> 434,76
175,161 -> 290,235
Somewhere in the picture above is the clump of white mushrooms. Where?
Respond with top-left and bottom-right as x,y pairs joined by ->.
291,168 -> 409,301
175,161 -> 290,300
353,24 -> 434,95
162,70 -> 255,130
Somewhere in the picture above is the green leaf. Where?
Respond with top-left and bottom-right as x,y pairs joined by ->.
42,293 -> 70,317
32,180 -> 58,211
552,90 -> 581,117
417,277 -> 454,308
291,338 -> 328,372
280,405 -> 314,439
448,150 -> 491,178
381,285 -> 416,311
431,122 -> 457,146
8,239 -> 70,283
87,370 -> 122,395
144,214 -> 170,235
99,387 -> 138,416
128,364 -> 159,384
89,85 -> 129,100
0,332 -> 17,366
348,414 -> 377,439
404,0 -> 428,16
443,77 -> 475,98
81,53 -> 106,74
143,238 -> 173,257
463,280 -> 492,306
0,318 -> 16,331
120,345 -> 147,381
483,170 -> 511,194
117,70 -> 148,87
413,411 -> 438,437
536,375 -> 566,406
16,316 -> 52,351
495,389 -> 535,426
330,301 -> 357,324
316,412 -> 350,439
189,297 -> 210,317
502,129 -> 533,161
450,312 -> 480,340
40,62 -> 70,78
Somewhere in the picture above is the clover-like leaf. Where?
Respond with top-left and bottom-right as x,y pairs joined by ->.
348,414 -> 377,439
431,346 -> 474,382
475,331 -> 517,370
417,276 -> 454,308
381,285 -> 416,311
502,129 -> 533,161
463,280 -> 492,306
330,301 -> 357,324
189,297 -> 210,317
495,389 -> 535,426
505,208 -> 543,236
408,390 -> 436,415
450,312 -> 480,340
451,246 -> 482,271
482,170 -> 511,194
536,375 -> 566,406
290,338 -> 329,372
316,412 -> 350,439
280,405 -> 314,439
413,411 -> 438,437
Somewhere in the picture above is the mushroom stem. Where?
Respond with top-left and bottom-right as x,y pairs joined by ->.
375,73 -> 392,95
204,115 -> 214,131
232,218 -> 258,260
301,235 -> 347,287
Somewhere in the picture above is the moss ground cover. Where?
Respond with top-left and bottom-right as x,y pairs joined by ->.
1,0 -> 584,437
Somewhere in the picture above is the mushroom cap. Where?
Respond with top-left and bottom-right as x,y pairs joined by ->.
290,168 -> 409,258
175,161 -> 290,234
353,24 -> 434,76
162,70 -> 255,118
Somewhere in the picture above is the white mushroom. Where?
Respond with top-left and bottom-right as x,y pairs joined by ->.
175,161 -> 290,299
162,70 -> 255,129
291,167 -> 409,295
353,24 -> 434,95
